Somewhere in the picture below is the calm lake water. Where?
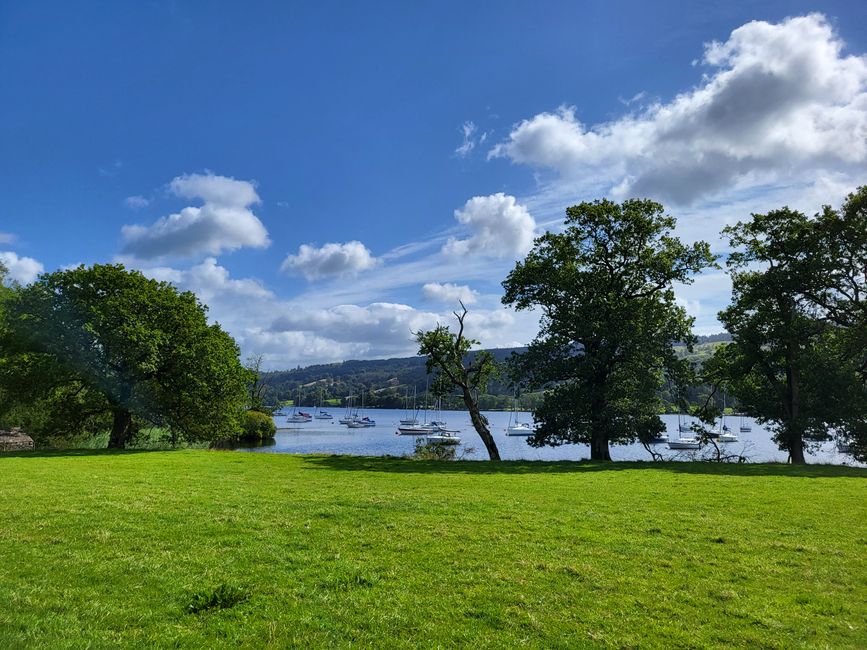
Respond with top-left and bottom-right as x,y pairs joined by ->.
234,409 -> 862,465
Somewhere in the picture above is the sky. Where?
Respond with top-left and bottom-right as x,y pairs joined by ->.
1,1 -> 866,369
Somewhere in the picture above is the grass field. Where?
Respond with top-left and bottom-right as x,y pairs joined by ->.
0,451 -> 864,648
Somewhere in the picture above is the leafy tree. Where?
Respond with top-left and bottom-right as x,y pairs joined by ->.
711,193 -> 867,463
2,264 -> 250,448
416,304 -> 501,461
502,199 -> 715,460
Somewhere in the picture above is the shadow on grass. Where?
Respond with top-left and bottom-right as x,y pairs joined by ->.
0,448 -> 181,459
300,454 -> 867,478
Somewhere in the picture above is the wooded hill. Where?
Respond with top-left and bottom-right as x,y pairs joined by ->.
260,334 -> 732,411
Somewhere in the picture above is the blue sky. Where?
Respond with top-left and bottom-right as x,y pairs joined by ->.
2,1 -> 866,368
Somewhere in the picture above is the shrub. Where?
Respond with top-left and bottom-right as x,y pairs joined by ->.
239,410 -> 276,442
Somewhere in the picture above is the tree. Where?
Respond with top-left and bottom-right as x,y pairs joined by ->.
416,304 -> 501,461
502,199 -> 715,460
711,193 -> 867,463
2,264 -> 250,448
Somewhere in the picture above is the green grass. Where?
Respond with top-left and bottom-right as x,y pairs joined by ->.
0,452 -> 864,648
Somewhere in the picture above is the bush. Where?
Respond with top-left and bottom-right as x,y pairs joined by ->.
239,410 -> 276,442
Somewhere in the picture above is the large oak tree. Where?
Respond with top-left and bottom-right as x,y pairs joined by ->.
502,199 -> 715,460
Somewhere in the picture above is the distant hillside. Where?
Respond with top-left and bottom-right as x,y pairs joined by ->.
260,333 -> 732,410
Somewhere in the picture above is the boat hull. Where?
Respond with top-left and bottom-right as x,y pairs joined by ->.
668,439 -> 700,450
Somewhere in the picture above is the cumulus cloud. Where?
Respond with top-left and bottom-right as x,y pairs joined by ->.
0,251 -> 43,284
443,193 -> 536,258
490,14 -> 867,205
422,282 -> 478,305
124,195 -> 149,209
280,241 -> 379,281
144,257 -> 274,303
120,173 -> 269,260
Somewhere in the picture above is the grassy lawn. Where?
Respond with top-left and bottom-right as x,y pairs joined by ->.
0,452 -> 864,648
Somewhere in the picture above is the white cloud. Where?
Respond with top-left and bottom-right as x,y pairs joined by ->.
455,121 -> 478,157
280,241 -> 379,281
0,251 -> 43,284
120,173 -> 269,260
443,193 -> 536,258
137,255 -> 536,368
422,282 -> 478,305
124,195 -> 149,209
490,14 -> 867,206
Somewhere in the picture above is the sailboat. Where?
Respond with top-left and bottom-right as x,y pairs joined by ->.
398,384 -> 443,434
505,398 -> 534,436
314,388 -> 333,419
286,387 -> 312,423
425,430 -> 461,445
345,387 -> 375,428
718,418 -> 738,442
399,387 -> 419,426
739,415 -> 751,433
678,413 -> 692,434
668,436 -> 700,450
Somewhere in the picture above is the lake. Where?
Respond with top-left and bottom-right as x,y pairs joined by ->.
234,409 -> 861,465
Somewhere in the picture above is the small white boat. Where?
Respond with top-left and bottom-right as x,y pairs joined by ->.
716,419 -> 736,441
314,411 -> 333,420
425,431 -> 461,445
650,432 -> 670,443
286,414 -> 311,423
396,424 -> 432,435
346,421 -> 367,429
505,398 -> 534,436
506,422 -> 534,436
668,437 -> 700,450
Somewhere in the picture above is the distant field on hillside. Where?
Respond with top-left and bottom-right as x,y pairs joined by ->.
0,450 -> 863,648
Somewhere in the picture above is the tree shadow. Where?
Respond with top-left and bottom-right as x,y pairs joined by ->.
0,448 -> 178,459
300,454 -> 867,478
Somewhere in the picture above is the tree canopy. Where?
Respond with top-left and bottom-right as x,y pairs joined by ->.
0,264 -> 250,447
502,198 -> 715,460
708,188 -> 867,463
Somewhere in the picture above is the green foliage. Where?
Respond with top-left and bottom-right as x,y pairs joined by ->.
0,452 -> 863,648
0,264 -> 249,447
240,409 -> 276,442
710,190 -> 867,463
503,198 -> 716,459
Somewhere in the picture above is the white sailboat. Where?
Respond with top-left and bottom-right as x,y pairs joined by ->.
338,394 -> 358,424
668,437 -> 700,450
739,415 -> 751,433
425,430 -> 461,445
670,413 -> 700,448
399,387 -> 419,426
505,398 -> 534,436
717,401 -> 738,442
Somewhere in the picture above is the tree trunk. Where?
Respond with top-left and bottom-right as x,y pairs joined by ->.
590,433 -> 612,461
461,388 -> 500,461
785,341 -> 806,464
108,408 -> 132,449
589,380 -> 611,461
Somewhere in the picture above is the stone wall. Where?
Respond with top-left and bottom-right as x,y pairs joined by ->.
0,427 -> 35,451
